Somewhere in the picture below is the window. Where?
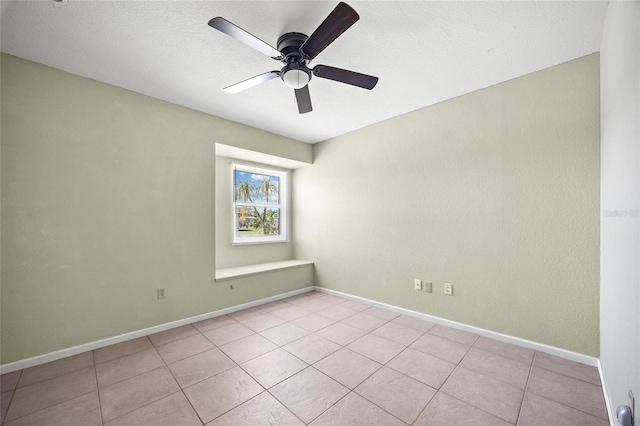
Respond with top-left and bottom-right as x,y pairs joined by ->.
233,163 -> 288,244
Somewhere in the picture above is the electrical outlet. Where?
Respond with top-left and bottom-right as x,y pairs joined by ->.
423,281 -> 432,293
414,279 -> 422,291
157,288 -> 166,299
444,283 -> 453,296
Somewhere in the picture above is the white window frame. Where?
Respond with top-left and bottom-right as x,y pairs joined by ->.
232,163 -> 289,244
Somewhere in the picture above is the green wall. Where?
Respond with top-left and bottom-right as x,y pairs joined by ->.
0,54 -> 312,364
294,54 -> 601,356
1,51 -> 602,363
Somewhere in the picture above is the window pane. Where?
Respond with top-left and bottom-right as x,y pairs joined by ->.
236,207 -> 280,237
234,170 -> 280,205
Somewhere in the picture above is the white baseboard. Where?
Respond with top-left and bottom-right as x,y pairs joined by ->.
0,286 -> 314,374
314,286 -> 600,367
1,285 -> 601,374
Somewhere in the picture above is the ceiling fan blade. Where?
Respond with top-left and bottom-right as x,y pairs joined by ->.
313,65 -> 378,90
295,86 -> 313,114
208,17 -> 282,59
300,2 -> 359,60
224,71 -> 280,94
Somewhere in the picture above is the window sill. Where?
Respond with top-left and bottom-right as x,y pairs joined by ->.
215,260 -> 313,282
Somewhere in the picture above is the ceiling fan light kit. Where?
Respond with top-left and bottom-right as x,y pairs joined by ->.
208,2 -> 378,114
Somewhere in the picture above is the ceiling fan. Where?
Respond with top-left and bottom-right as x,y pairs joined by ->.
208,2 -> 378,114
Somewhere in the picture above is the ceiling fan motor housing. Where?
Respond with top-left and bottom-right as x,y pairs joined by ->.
277,32 -> 312,89
277,32 -> 308,60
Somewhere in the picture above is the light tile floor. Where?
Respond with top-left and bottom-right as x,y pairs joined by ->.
0,291 -> 609,425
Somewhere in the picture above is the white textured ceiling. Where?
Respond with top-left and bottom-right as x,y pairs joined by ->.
1,0 -> 608,143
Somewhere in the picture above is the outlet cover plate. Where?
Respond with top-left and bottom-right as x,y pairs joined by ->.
424,282 -> 432,293
444,283 -> 453,296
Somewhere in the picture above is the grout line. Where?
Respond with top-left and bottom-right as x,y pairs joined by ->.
2,388 -> 98,424
531,362 -> 605,388
265,377 -> 309,425
1,369 -> 22,424
514,349 -> 537,425
93,337 -> 153,366
1,390 -> 17,424
524,354 -> 611,422
91,351 -> 105,426
127,334 -> 205,425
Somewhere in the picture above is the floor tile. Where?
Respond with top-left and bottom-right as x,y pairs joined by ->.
295,298 -> 337,313
219,334 -> 278,364
239,312 -> 286,332
316,294 -> 347,306
428,325 -> 479,346
355,366 -> 436,424
6,367 -> 97,422
269,367 -> 349,424
260,322 -> 309,346
316,304 -> 359,321
167,348 -> 235,388
415,392 -> 511,426
148,325 -> 199,347
192,315 -> 236,333
228,307 -> 264,322
474,336 -> 534,365
283,334 -> 341,364
271,305 -> 310,321
339,300 -> 371,312
207,392 -> 303,426
184,366 -> 263,424
411,333 -> 472,364
517,392 -> 609,426
94,337 -> 154,365
3,391 -> 101,426
341,312 -> 388,332
1,372 -> 21,393
387,347 -> 456,389
372,321 -> 425,346
155,333 -> 215,364
258,300 -> 291,313
315,322 -> 367,346
240,348 -> 308,388
1,391 -> 12,423
460,348 -> 530,389
17,352 -> 93,388
202,322 -> 254,346
440,366 -> 523,424
96,348 -> 164,388
313,348 -> 381,389
104,391 -> 202,426
290,313 -> 336,333
304,291 -> 327,299
533,352 -> 601,385
311,391 -> 405,426
390,315 -> 436,333
99,367 -> 179,422
527,366 -> 607,420
362,306 -> 400,321
283,294 -> 313,305
347,334 -> 405,364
